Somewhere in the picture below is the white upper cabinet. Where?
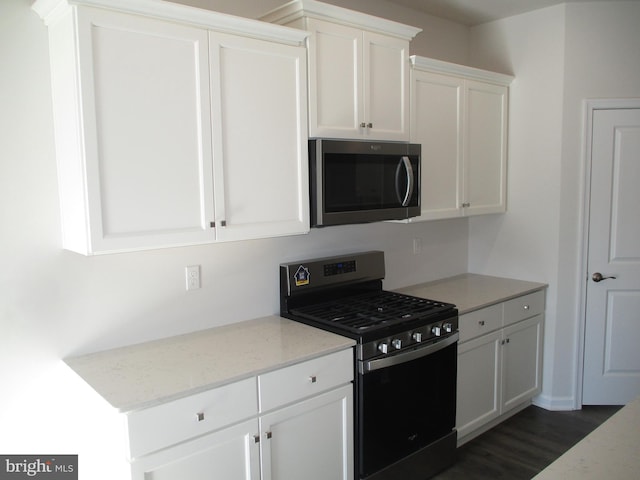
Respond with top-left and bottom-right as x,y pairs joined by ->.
261,0 -> 420,141
409,57 -> 513,221
33,0 -> 309,254
208,32 -> 309,243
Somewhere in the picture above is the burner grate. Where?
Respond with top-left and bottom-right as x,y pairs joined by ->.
290,291 -> 450,332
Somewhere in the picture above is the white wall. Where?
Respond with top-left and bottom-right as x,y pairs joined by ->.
467,5 -> 567,409
468,1 -> 640,409
0,0 -> 469,471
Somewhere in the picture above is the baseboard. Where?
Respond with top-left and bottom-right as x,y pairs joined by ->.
533,393 -> 577,411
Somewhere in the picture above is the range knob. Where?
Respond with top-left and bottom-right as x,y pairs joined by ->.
431,325 -> 442,337
443,323 -> 453,333
412,332 -> 423,342
392,339 -> 402,350
378,342 -> 389,354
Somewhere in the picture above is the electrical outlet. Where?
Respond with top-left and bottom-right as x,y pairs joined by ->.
185,265 -> 201,290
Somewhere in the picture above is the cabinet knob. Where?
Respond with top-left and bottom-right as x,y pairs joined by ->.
360,122 -> 367,128
478,320 -> 485,326
461,202 -> 471,208
266,431 -> 273,439
367,122 -> 373,128
523,304 -> 530,310
309,375 -> 317,383
253,434 -> 260,443
196,412 -> 205,422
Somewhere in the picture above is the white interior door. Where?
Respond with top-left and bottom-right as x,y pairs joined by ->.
583,106 -> 640,405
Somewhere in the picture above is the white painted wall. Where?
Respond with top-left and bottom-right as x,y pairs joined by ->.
469,1 -> 640,409
0,0 -> 468,473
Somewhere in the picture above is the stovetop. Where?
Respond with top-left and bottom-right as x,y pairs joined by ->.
289,290 -> 453,334
280,251 -> 458,344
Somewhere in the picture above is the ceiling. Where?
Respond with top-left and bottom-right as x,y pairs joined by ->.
386,0 -> 632,26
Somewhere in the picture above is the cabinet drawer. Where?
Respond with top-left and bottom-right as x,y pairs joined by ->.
459,304 -> 502,343
503,290 -> 545,326
126,377 -> 257,459
258,348 -> 353,412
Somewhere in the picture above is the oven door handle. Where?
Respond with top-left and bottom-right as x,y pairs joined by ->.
360,332 -> 458,374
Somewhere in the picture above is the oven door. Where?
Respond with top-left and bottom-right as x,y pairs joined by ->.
356,333 -> 458,479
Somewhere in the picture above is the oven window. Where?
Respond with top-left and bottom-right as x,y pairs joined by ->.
357,341 -> 457,477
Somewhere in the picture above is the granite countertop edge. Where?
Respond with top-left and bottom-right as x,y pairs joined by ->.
395,273 -> 548,315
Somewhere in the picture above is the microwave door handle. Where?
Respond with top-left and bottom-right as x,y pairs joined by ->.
395,156 -> 415,207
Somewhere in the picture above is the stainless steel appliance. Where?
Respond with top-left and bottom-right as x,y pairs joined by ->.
279,251 -> 458,480
309,140 -> 420,227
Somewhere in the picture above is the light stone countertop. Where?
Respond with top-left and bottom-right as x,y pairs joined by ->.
65,315 -> 355,413
533,395 -> 640,479
395,273 -> 547,314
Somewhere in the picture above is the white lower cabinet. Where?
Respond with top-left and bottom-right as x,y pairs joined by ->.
456,291 -> 544,444
131,419 -> 260,480
127,348 -> 354,480
259,386 -> 353,480
457,330 -> 502,439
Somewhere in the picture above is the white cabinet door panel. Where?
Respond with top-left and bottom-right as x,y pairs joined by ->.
465,80 -> 507,215
130,419 -> 259,480
410,71 -> 463,220
209,32 -> 309,241
364,31 -> 409,141
456,330 -> 501,438
502,315 -> 543,412
306,18 -> 362,138
75,8 -> 214,252
259,385 -> 353,480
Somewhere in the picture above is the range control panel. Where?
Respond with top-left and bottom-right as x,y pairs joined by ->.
357,316 -> 459,362
324,260 -> 357,276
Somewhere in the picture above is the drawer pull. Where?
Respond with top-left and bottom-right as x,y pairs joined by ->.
195,412 -> 205,422
309,375 -> 317,383
266,431 -> 273,439
523,305 -> 530,310
253,434 -> 260,444
478,320 -> 485,326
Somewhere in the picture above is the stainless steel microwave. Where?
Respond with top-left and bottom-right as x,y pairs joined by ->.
309,139 -> 421,227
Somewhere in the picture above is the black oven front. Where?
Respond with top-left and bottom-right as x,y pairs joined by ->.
357,330 -> 458,480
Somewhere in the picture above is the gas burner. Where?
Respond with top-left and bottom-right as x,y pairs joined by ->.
289,291 -> 452,334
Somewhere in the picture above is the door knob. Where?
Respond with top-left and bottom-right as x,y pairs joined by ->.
592,272 -> 616,282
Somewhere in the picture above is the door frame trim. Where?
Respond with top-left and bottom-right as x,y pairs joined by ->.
576,98 -> 640,408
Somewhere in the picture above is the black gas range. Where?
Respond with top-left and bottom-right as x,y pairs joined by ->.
280,251 -> 459,480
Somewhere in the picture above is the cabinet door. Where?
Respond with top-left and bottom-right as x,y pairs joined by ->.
464,80 -> 508,215
72,8 -> 214,253
259,385 -> 354,480
209,32 -> 309,241
363,31 -> 410,141
130,419 -> 260,480
306,18 -> 363,139
501,315 -> 543,412
456,330 -> 502,439
410,71 -> 464,220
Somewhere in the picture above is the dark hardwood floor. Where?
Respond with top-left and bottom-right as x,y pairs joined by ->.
432,405 -> 621,480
